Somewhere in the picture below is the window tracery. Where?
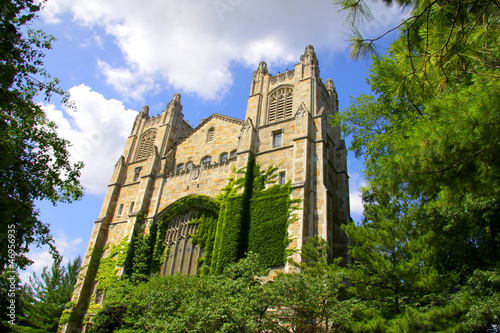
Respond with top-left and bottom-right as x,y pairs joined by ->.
136,130 -> 157,160
268,86 -> 293,122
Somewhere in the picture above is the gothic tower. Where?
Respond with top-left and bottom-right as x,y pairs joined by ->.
61,45 -> 350,333
243,45 -> 350,262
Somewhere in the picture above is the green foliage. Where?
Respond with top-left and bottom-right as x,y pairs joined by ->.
0,268 -> 22,331
278,236 -> 354,332
14,256 -> 81,333
124,212 -> 158,284
190,212 -> 217,274
88,254 -> 278,333
87,245 -> 359,333
211,194 -> 244,274
248,184 -> 291,268
334,0 -> 500,331
0,0 -> 84,272
208,155 -> 294,274
344,196 -> 441,317
95,238 -> 129,291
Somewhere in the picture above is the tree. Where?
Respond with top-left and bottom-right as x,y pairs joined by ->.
19,256 -> 81,332
0,268 -> 23,331
334,0 -> 500,330
342,195 -> 451,331
0,0 -> 83,271
274,237 -> 354,333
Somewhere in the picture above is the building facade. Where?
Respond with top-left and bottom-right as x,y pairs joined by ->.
62,45 -> 351,332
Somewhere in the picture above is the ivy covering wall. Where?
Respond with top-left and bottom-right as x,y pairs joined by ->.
93,154 -> 297,289
199,154 -> 297,274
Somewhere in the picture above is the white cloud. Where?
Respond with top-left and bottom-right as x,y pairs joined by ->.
42,0 -> 405,100
19,232 -> 83,283
43,84 -> 138,194
348,171 -> 367,221
350,191 -> 364,216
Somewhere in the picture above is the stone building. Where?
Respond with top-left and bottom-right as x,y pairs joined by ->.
62,45 -> 351,332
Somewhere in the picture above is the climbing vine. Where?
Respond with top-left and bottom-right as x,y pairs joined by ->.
206,154 -> 299,274
95,237 -> 130,291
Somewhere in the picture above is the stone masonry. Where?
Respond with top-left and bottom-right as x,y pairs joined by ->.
62,45 -> 351,333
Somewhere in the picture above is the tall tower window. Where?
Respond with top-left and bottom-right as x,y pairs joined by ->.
273,131 -> 282,148
206,127 -> 214,143
268,86 -> 293,122
278,171 -> 286,185
136,130 -> 157,160
133,167 -> 142,182
116,204 -> 124,217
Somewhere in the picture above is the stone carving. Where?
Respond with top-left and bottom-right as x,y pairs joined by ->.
131,105 -> 149,134
191,167 -> 200,180
254,61 -> 268,76
115,155 -> 124,167
270,69 -> 294,85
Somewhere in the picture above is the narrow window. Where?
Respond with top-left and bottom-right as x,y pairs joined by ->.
229,150 -> 237,159
220,152 -> 228,163
94,289 -> 104,305
279,171 -> 286,185
133,167 -> 141,182
129,202 -> 135,214
186,162 -> 194,171
273,131 -> 282,148
206,127 -> 214,143
117,203 -> 124,217
176,163 -> 184,172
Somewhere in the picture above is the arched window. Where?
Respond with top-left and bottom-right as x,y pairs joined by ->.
206,127 -> 214,143
220,152 -> 228,163
268,86 -> 293,122
229,150 -> 237,159
176,163 -> 184,172
136,130 -> 157,160
186,162 -> 194,171
201,156 -> 212,166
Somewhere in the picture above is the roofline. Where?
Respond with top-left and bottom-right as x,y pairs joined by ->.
175,113 -> 244,146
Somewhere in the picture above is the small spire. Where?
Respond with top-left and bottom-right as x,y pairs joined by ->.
167,93 -> 183,112
300,44 -> 318,63
139,105 -> 150,118
325,78 -> 335,92
255,61 -> 268,75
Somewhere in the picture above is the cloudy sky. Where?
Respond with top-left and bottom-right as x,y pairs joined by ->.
23,0 -> 404,281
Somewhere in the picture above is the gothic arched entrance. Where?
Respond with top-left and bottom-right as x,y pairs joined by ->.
154,195 -> 219,276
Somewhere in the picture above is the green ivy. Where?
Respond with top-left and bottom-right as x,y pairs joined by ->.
95,237 -> 130,291
205,154 -> 297,274
248,183 -> 292,267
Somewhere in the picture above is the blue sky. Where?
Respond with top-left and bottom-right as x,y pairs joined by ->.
22,0 -> 404,281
